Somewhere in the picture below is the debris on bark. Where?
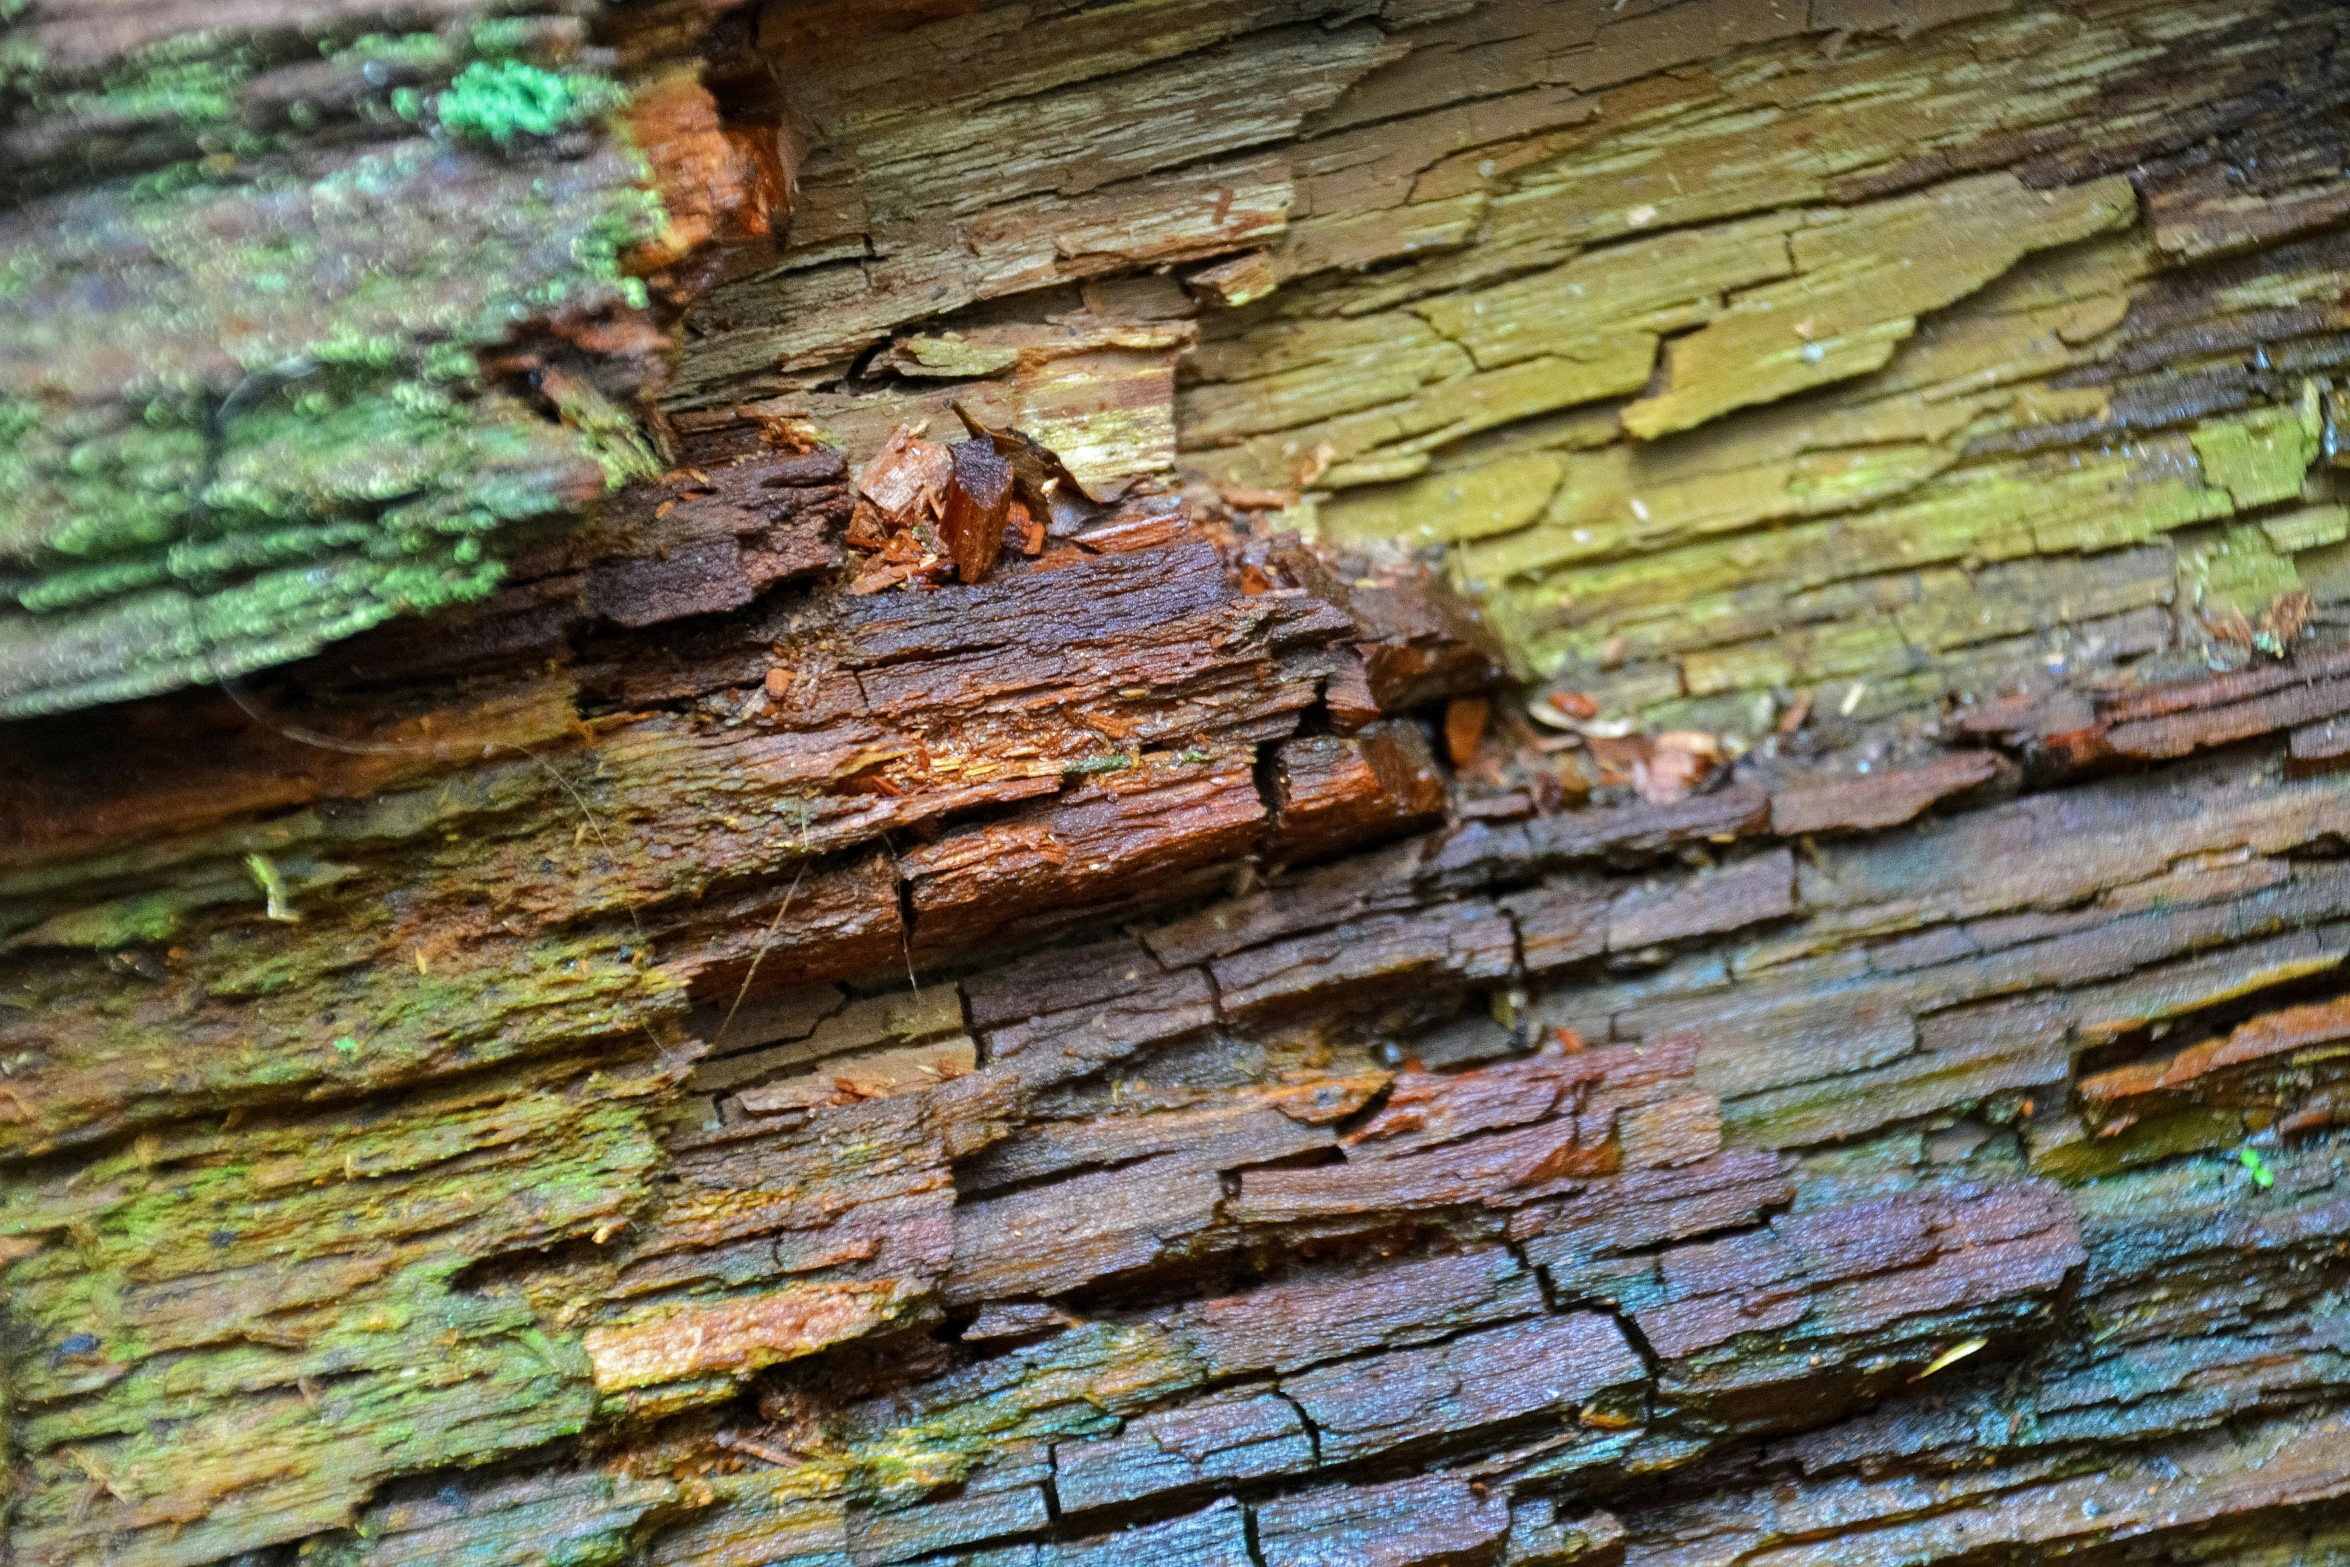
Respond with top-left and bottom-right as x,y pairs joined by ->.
845,421 -> 1094,590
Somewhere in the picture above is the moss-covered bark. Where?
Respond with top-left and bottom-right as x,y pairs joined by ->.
0,3 -> 768,716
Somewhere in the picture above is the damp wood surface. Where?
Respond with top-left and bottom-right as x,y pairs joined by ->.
13,0 -> 2350,1565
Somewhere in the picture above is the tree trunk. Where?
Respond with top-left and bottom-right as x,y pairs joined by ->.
9,2 -> 2350,1565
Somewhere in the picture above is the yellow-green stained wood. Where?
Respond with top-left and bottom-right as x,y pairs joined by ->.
1318,337 -> 1661,486
1187,330 -> 1659,491
2181,525 -> 2303,624
2191,398 -> 2323,511
1321,453 -> 1566,544
1501,457 -> 2232,677
2261,505 -> 2350,554
2,1056 -> 667,1566
1410,213 -> 1800,369
1462,441 -> 1956,582
1180,323 -> 1468,448
1620,174 -> 2138,439
1681,616 -> 1916,697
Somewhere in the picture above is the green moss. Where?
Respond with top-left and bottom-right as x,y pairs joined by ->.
0,0 -> 680,717
14,891 -> 196,948
61,35 -> 256,127
437,61 -> 628,147
0,552 -> 512,715
547,376 -> 662,490
1,893 -> 679,1160
8,10 -> 621,203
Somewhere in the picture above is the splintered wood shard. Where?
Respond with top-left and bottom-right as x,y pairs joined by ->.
941,439 -> 1016,584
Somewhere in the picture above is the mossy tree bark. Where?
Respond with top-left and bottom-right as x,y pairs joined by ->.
10,2 -> 2350,1565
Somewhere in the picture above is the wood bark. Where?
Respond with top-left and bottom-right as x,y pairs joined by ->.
9,2 -> 2350,1566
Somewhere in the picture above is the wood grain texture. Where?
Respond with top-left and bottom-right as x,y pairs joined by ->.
10,1 -> 2350,1564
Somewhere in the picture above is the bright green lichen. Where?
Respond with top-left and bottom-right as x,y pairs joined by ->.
18,891 -> 197,949
0,372 -> 567,696
2180,522 -> 2303,632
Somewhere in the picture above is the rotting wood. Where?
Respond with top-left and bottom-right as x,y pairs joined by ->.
12,1 -> 2350,1565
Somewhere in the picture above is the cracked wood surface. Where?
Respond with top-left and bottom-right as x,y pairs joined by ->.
11,0 -> 2350,1564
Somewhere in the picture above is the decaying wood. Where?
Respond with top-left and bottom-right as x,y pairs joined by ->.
13,0 -> 2350,1564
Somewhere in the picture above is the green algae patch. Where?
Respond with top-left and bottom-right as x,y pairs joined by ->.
311,1468 -> 685,1566
830,1322 -> 1207,1509
0,800 -> 686,1156
0,1052 -> 673,1567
